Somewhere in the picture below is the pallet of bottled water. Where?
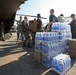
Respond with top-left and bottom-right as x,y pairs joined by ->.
42,41 -> 69,57
51,22 -> 72,41
35,31 -> 71,53
52,53 -> 71,75
35,32 -> 59,52
52,22 -> 71,32
58,32 -> 72,41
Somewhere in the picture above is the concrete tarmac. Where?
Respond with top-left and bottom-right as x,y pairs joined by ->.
0,33 -> 76,75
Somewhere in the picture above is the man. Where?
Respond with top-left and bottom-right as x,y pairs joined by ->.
70,14 -> 76,38
49,9 -> 58,23
31,14 -> 42,46
57,14 -> 67,23
17,16 -> 23,43
48,9 -> 58,31
36,13 -> 43,32
0,21 -> 5,41
29,20 -> 37,46
70,14 -> 75,20
22,16 -> 31,47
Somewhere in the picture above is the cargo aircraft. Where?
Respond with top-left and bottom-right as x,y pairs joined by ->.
0,0 -> 47,34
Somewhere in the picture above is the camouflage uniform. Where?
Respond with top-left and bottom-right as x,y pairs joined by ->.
0,22 -> 5,41
22,20 -> 31,47
17,20 -> 23,42
29,20 -> 37,46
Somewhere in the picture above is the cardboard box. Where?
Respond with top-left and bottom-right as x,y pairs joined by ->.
69,39 -> 76,50
68,39 -> 76,58
34,51 -> 42,63
29,21 -> 36,32
68,49 -> 76,58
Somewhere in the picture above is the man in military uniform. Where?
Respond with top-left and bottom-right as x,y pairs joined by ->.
36,14 -> 43,32
29,20 -> 37,46
16,16 -> 23,43
0,21 -> 5,41
70,14 -> 76,38
22,16 -> 32,47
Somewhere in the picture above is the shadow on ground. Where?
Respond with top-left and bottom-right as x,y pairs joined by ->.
0,42 -> 76,75
71,58 -> 76,67
0,43 -> 24,57
0,44 -> 59,75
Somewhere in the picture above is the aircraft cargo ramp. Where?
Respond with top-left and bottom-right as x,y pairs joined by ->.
0,33 -> 76,75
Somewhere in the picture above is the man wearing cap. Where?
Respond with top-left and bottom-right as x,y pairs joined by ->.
36,14 -> 43,32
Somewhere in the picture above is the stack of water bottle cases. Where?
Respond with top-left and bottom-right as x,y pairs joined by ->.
35,22 -> 72,75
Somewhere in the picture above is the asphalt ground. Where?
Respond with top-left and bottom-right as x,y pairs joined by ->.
0,33 -> 76,75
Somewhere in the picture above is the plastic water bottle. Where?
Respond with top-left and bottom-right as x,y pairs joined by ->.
50,32 -> 53,43
55,23 -> 58,31
66,55 -> 71,69
56,23 -> 59,31
49,32 -> 51,43
59,60 -> 65,74
35,32 -> 38,41
52,58 -> 57,69
43,32 -> 46,43
35,32 -> 37,41
39,32 -> 42,42
52,23 -> 55,31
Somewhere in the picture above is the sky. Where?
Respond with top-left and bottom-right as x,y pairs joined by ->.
15,0 -> 76,25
